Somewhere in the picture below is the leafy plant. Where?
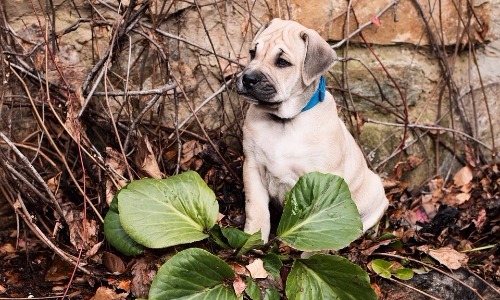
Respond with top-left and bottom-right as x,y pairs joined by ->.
104,171 -> 377,300
371,258 -> 414,280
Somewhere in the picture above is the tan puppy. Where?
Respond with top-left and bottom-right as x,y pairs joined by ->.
236,19 -> 388,242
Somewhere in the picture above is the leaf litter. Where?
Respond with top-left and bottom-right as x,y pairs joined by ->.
1,132 -> 498,299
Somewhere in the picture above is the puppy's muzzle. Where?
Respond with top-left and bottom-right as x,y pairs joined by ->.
237,70 -> 278,105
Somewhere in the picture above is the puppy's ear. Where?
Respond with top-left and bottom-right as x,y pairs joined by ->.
253,19 -> 275,40
301,29 -> 337,86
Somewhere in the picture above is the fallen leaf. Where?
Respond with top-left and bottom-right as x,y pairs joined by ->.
428,178 -> 444,193
90,286 -> 121,300
134,135 -> 163,179
418,246 -> 468,270
105,147 -> 128,205
180,140 -> 203,164
404,156 -> 424,172
453,166 -> 473,187
131,257 -> 157,298
421,194 -> 437,219
228,261 -> 249,276
455,193 -> 471,205
0,284 -> 6,294
86,241 -> 103,258
102,251 -> 126,274
472,209 -> 487,232
0,243 -> 16,255
232,276 -> 246,296
246,258 -> 268,279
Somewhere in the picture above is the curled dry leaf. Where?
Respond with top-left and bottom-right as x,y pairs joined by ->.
102,251 -> 126,274
421,194 -> 437,219
472,209 -> 487,232
105,147 -> 128,205
65,210 -> 99,250
233,276 -> 247,297
131,257 -> 157,298
134,135 -> 163,179
90,286 -> 121,300
418,246 -> 468,270
228,261 -> 249,276
453,166 -> 473,187
246,258 -> 268,279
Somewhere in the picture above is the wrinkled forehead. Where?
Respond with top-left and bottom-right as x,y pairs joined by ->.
252,20 -> 307,52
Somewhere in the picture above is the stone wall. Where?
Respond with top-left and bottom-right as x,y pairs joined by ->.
1,0 -> 497,185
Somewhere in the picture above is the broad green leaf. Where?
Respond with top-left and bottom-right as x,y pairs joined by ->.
149,248 -> 237,300
394,268 -> 414,280
371,259 -> 393,279
221,227 -> 250,248
245,278 -> 261,300
263,288 -> 280,300
103,209 -> 145,256
118,171 -> 219,248
261,253 -> 282,281
286,254 -> 376,300
277,172 -> 362,251
389,239 -> 403,250
237,231 -> 264,255
209,225 -> 231,249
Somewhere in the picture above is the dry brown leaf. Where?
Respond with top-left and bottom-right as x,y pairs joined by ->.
105,147 -> 128,205
246,258 -> 268,279
134,135 -> 163,179
473,209 -> 487,232
453,166 -> 473,187
428,177 -> 444,193
86,241 -> 103,258
233,276 -> 247,296
131,257 -> 157,298
228,261 -> 249,276
65,210 -> 99,250
103,251 -> 126,274
180,140 -> 203,164
90,286 -> 121,300
421,194 -> 437,219
418,246 -> 468,270
0,285 -> 6,294
455,193 -> 471,205
0,243 -> 16,255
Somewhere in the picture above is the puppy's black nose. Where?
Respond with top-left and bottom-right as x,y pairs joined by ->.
242,72 -> 262,88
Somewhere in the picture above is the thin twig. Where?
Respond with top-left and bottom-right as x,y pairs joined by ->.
373,253 -> 486,300
365,119 -> 493,151
384,276 -> 443,300
332,0 -> 402,49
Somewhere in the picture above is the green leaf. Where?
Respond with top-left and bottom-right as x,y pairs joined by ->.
103,209 -> 145,256
277,172 -> 362,251
389,239 -> 403,250
209,225 -> 231,249
286,254 -> 376,300
245,278 -> 261,300
149,248 -> 237,300
261,253 -> 282,281
118,171 -> 219,248
263,288 -> 280,300
377,233 -> 397,241
371,259 -> 393,279
221,227 -> 250,248
394,268 -> 414,280
237,231 -> 264,256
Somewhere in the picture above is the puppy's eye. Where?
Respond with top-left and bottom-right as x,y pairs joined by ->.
275,57 -> 292,68
249,49 -> 256,60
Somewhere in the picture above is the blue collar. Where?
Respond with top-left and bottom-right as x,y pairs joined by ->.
301,76 -> 326,112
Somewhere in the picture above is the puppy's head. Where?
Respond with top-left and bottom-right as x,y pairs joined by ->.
236,19 -> 337,117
